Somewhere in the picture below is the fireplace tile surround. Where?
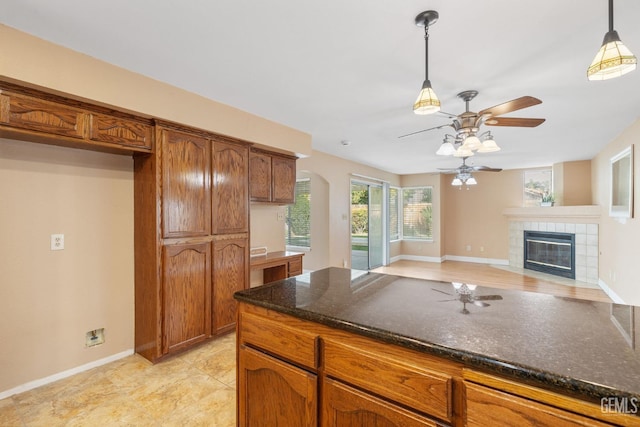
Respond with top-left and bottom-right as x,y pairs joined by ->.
504,206 -> 600,285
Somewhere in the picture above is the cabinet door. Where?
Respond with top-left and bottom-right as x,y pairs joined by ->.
161,129 -> 211,238
322,377 -> 438,427
162,242 -> 211,355
89,113 -> 152,150
0,92 -> 87,139
249,150 -> 272,202
212,236 -> 248,334
238,345 -> 317,427
212,140 -> 249,234
272,155 -> 296,204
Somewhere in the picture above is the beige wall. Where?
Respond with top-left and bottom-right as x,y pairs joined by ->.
554,160 -> 592,206
442,169 -> 524,261
592,119 -> 640,305
0,138 -> 134,393
297,150 -> 400,269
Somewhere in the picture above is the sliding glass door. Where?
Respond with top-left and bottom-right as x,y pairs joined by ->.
350,180 -> 386,270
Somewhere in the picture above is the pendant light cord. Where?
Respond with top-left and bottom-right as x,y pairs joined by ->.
609,0 -> 614,32
424,26 -> 430,81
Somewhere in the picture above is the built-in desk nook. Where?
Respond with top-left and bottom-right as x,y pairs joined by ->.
250,251 -> 304,283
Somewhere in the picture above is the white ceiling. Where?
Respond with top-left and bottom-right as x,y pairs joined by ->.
2,0 -> 640,174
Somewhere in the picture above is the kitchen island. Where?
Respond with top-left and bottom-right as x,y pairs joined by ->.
234,267 -> 640,426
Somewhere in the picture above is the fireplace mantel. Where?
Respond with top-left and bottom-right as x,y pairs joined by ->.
503,205 -> 601,223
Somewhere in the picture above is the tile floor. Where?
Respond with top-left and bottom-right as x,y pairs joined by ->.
0,333 -> 236,426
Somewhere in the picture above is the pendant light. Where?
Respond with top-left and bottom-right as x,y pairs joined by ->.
413,11 -> 441,114
587,0 -> 637,80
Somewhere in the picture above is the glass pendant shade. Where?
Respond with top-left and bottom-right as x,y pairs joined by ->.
451,177 -> 463,186
454,145 -> 474,158
462,135 -> 481,151
587,31 -> 637,80
413,80 -> 441,115
477,138 -> 501,153
436,141 -> 456,156
466,176 -> 478,185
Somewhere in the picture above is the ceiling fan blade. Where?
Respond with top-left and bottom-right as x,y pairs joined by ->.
484,117 -> 545,127
478,96 -> 542,117
473,301 -> 490,307
474,295 -> 503,301
398,123 -> 452,139
471,166 -> 503,172
437,110 -> 459,119
432,288 -> 453,296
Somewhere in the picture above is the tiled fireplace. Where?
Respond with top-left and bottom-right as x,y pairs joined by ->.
504,206 -> 600,285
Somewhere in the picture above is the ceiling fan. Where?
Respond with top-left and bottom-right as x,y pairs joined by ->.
438,157 -> 502,186
399,90 -> 545,157
433,284 -> 503,314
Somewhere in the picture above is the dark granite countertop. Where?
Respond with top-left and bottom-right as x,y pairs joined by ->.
234,267 -> 640,404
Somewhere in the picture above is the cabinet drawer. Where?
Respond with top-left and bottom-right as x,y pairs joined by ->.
0,92 -> 86,139
288,257 -> 302,276
465,382 -> 611,427
323,339 -> 452,422
239,311 -> 318,370
89,113 -> 152,150
323,377 -> 439,427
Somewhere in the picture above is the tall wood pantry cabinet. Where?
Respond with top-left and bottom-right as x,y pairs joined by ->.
134,123 -> 250,362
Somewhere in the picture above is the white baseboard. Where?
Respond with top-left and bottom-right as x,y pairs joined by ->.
443,255 -> 509,265
390,254 -> 508,266
598,279 -> 626,304
0,349 -> 134,400
392,255 -> 445,263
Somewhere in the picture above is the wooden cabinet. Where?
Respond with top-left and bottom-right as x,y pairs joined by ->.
238,344 -> 317,426
323,338 -> 452,422
272,154 -> 296,203
323,377 -> 438,427
249,149 -> 296,204
250,251 -> 304,284
160,128 -> 211,238
249,150 -> 272,202
0,83 -> 153,153
212,139 -> 249,234
0,91 -> 87,139
237,303 -> 452,427
465,382 -> 610,427
88,112 -> 152,150
162,242 -> 211,355
237,303 -> 639,427
212,235 -> 249,335
135,123 -> 252,362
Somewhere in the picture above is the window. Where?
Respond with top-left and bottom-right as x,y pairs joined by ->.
285,179 -> 310,248
523,168 -> 552,207
402,187 -> 433,240
389,187 -> 400,241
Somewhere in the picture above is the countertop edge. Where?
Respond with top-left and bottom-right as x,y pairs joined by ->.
234,292 -> 640,404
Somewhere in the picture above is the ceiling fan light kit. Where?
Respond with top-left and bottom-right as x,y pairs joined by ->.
587,0 -> 637,80
413,11 -> 441,115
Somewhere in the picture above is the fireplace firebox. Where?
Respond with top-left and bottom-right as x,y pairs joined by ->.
523,231 -> 575,279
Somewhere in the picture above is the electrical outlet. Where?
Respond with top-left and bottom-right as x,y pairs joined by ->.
466,245 -> 471,252
86,328 -> 105,347
277,210 -> 285,221
51,234 -> 64,251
